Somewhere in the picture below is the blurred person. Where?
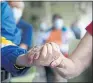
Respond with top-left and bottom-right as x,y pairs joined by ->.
1,1 -> 33,82
8,1 -> 33,50
36,14 -> 71,82
8,1 -> 24,23
71,19 -> 81,39
40,21 -> 49,32
37,14 -> 75,56
1,1 -> 29,80
17,19 -> 33,50
36,21 -> 49,45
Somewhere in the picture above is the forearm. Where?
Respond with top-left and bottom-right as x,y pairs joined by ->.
55,32 -> 92,79
69,32 -> 92,74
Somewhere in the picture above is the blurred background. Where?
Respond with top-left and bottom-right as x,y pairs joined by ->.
9,1 -> 92,82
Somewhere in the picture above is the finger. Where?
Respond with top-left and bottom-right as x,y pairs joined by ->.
34,51 -> 40,59
41,45 -> 47,58
27,53 -> 33,65
50,42 -> 58,52
54,43 -> 60,52
46,43 -> 53,63
47,43 -> 52,55
55,43 -> 60,52
50,42 -> 60,60
28,59 -> 33,65
28,51 -> 36,61
27,47 -> 36,60
33,46 -> 43,59
28,46 -> 42,60
50,55 -> 63,68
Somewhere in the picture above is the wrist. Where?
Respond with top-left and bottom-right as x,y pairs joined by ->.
16,54 -> 29,67
14,64 -> 26,70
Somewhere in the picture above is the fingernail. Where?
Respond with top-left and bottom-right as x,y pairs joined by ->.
30,57 -> 33,60
31,55 -> 34,60
35,56 -> 39,59
34,54 -> 38,59
35,52 -> 40,59
51,62 -> 56,68
34,56 -> 38,59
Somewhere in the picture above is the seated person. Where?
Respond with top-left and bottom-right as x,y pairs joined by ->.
1,1 -> 62,78
8,1 -> 33,50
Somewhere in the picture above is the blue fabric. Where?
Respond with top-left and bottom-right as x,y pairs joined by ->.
1,45 -> 29,76
1,55 -> 29,76
17,19 -> 33,47
1,2 -> 21,45
1,45 -> 27,64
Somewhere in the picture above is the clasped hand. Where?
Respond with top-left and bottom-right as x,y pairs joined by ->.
27,42 -> 63,67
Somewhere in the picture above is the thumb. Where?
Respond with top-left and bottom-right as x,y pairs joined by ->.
50,54 -> 66,68
50,56 -> 62,68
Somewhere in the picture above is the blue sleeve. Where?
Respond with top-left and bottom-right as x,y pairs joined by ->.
17,19 -> 33,47
1,45 -> 29,76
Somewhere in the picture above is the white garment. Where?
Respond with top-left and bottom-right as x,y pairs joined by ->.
12,7 -> 23,23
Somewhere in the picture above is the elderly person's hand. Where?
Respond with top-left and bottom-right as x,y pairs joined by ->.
50,54 -> 76,79
17,42 -> 61,67
32,42 -> 62,66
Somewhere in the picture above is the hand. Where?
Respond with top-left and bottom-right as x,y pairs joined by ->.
16,45 -> 43,67
50,54 -> 76,79
27,45 -> 43,65
33,42 -> 62,66
17,42 -> 63,67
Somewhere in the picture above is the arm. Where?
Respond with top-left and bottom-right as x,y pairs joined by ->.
1,46 -> 29,76
17,19 -> 33,50
70,32 -> 92,76
51,32 -> 92,79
